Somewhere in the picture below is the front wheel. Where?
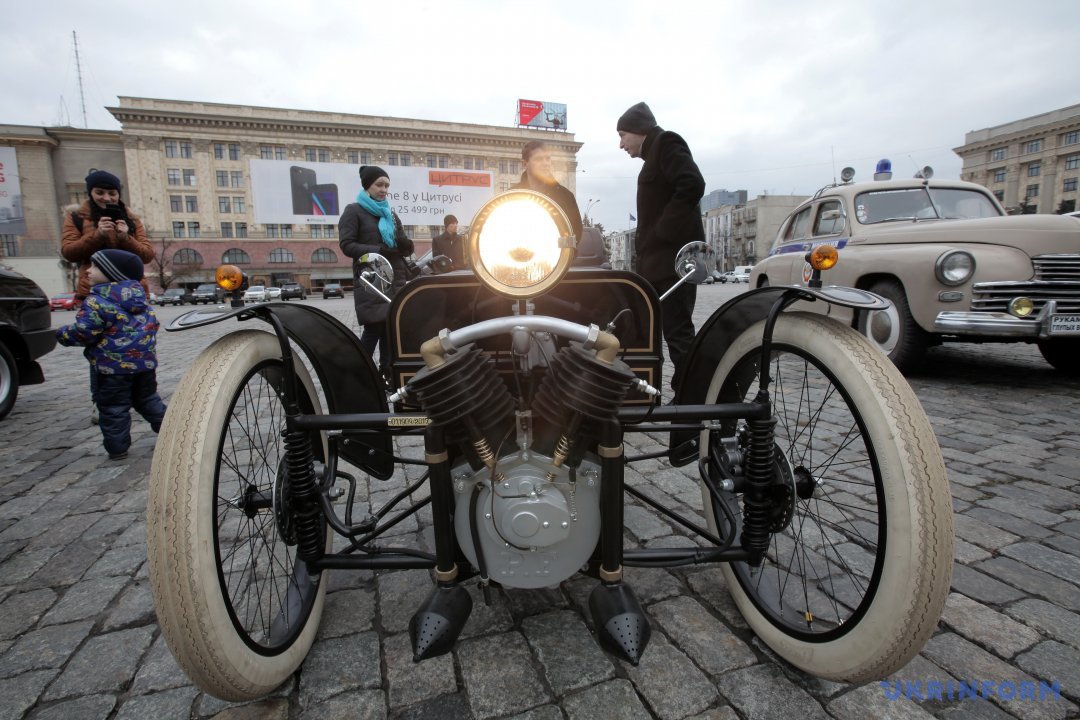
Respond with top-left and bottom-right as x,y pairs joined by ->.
148,330 -> 331,701
0,342 -> 18,421
856,279 -> 928,373
1038,338 -> 1080,375
699,313 -> 952,682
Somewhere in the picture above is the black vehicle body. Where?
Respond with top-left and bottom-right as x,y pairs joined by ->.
0,266 -> 56,420
281,282 -> 307,300
322,283 -> 344,299
149,192 -> 953,703
158,287 -> 192,305
191,283 -> 225,304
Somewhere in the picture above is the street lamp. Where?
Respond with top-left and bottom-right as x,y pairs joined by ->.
583,198 -> 600,225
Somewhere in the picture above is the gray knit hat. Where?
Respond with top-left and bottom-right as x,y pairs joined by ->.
91,249 -> 144,282
617,102 -> 657,134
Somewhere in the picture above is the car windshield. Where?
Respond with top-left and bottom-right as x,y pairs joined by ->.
854,187 -> 1001,224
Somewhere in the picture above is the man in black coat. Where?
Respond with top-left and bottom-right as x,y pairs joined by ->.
511,140 -> 583,243
617,101 -> 705,392
431,214 -> 466,271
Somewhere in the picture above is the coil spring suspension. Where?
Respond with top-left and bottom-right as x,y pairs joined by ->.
739,414 -> 777,565
285,429 -> 324,563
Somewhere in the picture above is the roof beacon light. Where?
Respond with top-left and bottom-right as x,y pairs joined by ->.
874,158 -> 893,181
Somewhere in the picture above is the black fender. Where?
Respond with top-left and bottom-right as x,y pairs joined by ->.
168,302 -> 393,478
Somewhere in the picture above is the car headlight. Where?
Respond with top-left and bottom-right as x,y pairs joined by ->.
935,251 -> 975,286
467,189 -> 575,299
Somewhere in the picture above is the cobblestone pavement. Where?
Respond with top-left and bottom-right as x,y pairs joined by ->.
1,284 -> 1078,720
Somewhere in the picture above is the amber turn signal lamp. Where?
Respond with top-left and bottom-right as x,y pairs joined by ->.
808,245 -> 839,271
216,265 -> 244,291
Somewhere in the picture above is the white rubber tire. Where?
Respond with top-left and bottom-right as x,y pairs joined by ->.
700,313 -> 952,682
148,330 -> 330,701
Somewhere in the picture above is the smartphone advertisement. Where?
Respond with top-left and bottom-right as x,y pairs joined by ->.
250,160 -> 494,226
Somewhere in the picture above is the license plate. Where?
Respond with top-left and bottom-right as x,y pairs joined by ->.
1050,314 -> 1080,335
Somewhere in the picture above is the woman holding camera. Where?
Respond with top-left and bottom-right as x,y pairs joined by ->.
62,169 -> 155,300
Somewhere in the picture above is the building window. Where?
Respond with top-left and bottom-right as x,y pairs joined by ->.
213,143 -> 225,160
180,141 -> 193,159
1064,177 -> 1078,192
219,197 -> 231,213
1028,162 -> 1041,177
1066,155 -> 1079,170
310,225 -> 336,239
221,222 -> 233,238
275,147 -> 287,160
318,149 -> 329,162
347,151 -> 358,164
388,151 -> 398,166
1024,139 -> 1043,154
993,189 -> 1004,201
235,223 -> 248,238
222,248 -> 251,264
233,197 -> 245,213
173,248 -> 203,265
260,145 -> 274,160
0,235 -> 17,257
400,154 -> 411,167
230,171 -> 244,188
990,148 -> 1006,161
266,224 -> 280,238
167,169 -> 181,185
266,223 -> 292,238
228,144 -> 241,161
165,140 -> 178,157
499,160 -> 521,174
268,248 -> 296,263
183,169 -> 196,186
1063,131 -> 1080,146
1026,183 -> 1040,198
170,195 -> 182,212
464,157 -> 484,170
172,221 -> 185,237
427,154 -> 437,168
361,151 -> 372,164
311,248 -> 337,263
993,168 -> 1006,183
281,224 -> 293,238
216,170 -> 228,187
439,156 -> 448,169
187,222 -> 201,237
185,196 -> 198,213
305,149 -> 316,162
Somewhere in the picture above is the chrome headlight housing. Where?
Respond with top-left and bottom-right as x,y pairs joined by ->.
467,190 -> 575,299
935,250 -> 975,286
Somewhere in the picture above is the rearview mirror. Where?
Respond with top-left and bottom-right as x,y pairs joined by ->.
673,241 -> 716,285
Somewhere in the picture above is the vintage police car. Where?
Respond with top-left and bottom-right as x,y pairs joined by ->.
751,163 -> 1080,374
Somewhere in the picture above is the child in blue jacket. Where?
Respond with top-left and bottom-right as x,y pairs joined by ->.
56,249 -> 168,460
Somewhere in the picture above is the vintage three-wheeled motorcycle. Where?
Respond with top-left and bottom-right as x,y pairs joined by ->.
147,189 -> 953,701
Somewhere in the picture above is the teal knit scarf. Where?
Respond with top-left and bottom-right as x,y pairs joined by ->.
355,192 -> 397,248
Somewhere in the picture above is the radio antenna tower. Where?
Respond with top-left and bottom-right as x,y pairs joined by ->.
73,30 -> 88,128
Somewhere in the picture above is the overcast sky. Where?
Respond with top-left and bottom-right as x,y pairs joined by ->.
4,0 -> 1077,232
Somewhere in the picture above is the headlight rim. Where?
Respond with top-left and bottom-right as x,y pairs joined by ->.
935,250 -> 976,287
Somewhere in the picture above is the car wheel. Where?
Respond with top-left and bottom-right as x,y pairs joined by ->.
857,279 -> 929,373
0,342 -> 18,421
1037,338 -> 1080,375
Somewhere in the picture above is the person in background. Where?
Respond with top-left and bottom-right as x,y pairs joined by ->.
432,214 -> 466,271
617,101 -> 706,392
511,140 -> 584,243
339,165 -> 415,381
61,169 -> 156,424
56,249 -> 167,460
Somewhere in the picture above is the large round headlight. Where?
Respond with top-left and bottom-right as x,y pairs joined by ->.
935,251 -> 975,286
467,190 -> 575,299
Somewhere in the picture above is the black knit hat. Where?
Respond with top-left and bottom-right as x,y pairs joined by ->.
85,169 -> 122,194
359,165 -> 389,190
617,102 -> 657,135
91,249 -> 144,282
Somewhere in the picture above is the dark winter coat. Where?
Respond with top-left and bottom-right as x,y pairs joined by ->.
511,173 -> 584,248
338,202 -> 415,325
432,230 -> 466,271
633,126 -> 706,286
56,280 -> 160,374
61,200 -> 155,299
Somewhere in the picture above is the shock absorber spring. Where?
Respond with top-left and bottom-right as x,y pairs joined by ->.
285,429 -> 324,563
471,435 -> 506,483
739,413 -> 777,565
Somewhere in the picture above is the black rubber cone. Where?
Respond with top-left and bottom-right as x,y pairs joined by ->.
588,582 -> 652,665
409,583 -> 473,661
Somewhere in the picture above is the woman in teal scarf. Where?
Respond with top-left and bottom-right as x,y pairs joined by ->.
339,165 -> 415,379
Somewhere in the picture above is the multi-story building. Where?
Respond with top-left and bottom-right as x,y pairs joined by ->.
704,194 -> 807,270
953,103 -> 1080,215
1,97 -> 582,294
700,188 -> 748,213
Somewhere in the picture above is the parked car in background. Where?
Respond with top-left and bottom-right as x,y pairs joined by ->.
192,283 -> 225,304
751,162 -> 1080,374
280,282 -> 307,300
0,266 -> 57,420
716,271 -> 739,284
322,283 -> 344,299
50,293 -> 77,311
731,266 -> 752,283
158,288 -> 193,306
266,287 -> 283,301
244,285 -> 269,304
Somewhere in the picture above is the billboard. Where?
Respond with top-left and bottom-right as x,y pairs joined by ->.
0,147 -> 27,236
249,160 -> 495,226
517,100 -> 568,131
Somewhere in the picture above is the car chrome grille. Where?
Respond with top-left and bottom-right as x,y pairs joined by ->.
971,254 -> 1080,313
